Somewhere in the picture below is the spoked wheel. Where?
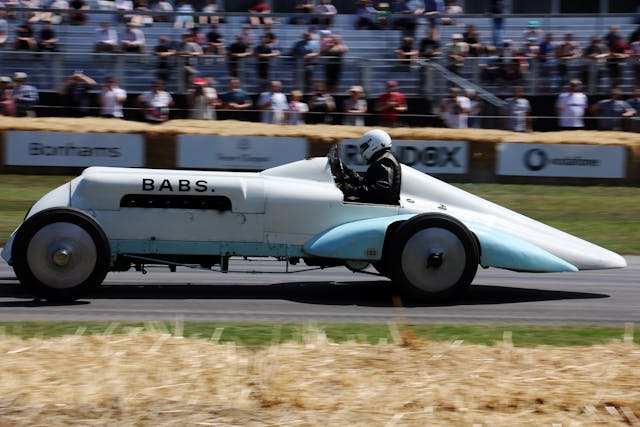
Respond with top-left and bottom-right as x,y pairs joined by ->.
389,213 -> 479,301
11,208 -> 111,301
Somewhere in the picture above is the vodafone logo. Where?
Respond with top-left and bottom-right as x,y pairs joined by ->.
524,148 -> 548,171
523,148 -> 600,171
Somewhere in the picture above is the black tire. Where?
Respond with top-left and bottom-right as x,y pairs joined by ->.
389,213 -> 479,301
11,208 -> 111,301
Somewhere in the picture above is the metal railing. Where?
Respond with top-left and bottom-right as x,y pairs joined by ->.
2,51 -> 634,99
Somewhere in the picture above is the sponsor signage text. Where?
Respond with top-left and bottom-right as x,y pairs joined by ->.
177,135 -> 308,170
340,140 -> 468,174
497,143 -> 625,178
5,131 -> 144,167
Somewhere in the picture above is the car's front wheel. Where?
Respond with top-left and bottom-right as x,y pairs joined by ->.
12,208 -> 111,301
389,213 -> 479,301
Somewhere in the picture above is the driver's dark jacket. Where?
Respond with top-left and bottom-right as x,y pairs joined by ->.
340,150 -> 401,205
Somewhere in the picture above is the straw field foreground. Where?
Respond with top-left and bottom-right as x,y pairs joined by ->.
1,330 -> 639,426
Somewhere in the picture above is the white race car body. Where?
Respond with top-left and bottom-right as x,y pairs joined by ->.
1,157 -> 626,301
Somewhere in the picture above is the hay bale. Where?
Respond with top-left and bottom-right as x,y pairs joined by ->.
1,117 -> 639,148
0,332 -> 638,426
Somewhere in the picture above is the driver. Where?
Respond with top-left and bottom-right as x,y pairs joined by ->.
331,129 -> 401,205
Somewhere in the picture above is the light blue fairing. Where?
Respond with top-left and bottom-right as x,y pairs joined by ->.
465,221 -> 578,272
303,215 -> 412,261
303,215 -> 578,273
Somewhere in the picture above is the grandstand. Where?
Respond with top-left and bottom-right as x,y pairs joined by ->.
1,1 -> 640,127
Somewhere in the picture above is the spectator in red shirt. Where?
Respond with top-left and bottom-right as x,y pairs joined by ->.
0,76 -> 15,116
248,0 -> 272,26
375,80 -> 407,127
607,35 -> 631,87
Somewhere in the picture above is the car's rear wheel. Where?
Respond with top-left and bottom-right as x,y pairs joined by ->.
12,208 -> 110,301
389,213 -> 479,301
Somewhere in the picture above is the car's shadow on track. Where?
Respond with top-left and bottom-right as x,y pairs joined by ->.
0,279 -> 609,308
0,283 -> 91,306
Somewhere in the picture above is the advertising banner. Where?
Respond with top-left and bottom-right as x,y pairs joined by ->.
177,135 -> 308,170
340,140 -> 468,174
497,143 -> 626,178
5,131 -> 144,167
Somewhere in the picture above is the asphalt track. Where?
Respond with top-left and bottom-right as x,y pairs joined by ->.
0,255 -> 638,324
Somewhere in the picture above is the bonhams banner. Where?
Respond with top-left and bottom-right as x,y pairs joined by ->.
5,131 -> 144,167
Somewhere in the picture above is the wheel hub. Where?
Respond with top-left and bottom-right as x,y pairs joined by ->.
52,248 -> 71,266
426,252 -> 444,269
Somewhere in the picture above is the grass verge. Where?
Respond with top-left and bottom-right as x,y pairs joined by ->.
0,174 -> 74,245
1,175 -> 638,253
0,321 -> 636,347
457,183 -> 640,254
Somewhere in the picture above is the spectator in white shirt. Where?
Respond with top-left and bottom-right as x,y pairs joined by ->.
115,0 -> 133,23
343,85 -> 367,126
286,89 -> 308,125
174,0 -> 194,29
137,79 -> 173,123
198,0 -> 222,25
439,86 -> 470,128
120,21 -> 146,53
95,21 -> 118,52
0,13 -> 8,48
503,86 -> 532,132
555,79 -> 588,130
257,80 -> 288,124
188,77 -> 219,120
99,76 -> 127,118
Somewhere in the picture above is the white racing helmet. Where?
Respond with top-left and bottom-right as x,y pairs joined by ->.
358,129 -> 392,163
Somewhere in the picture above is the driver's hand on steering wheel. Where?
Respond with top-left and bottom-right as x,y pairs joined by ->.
329,151 -> 342,175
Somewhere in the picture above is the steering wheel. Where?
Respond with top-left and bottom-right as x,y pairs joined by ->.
328,145 -> 349,182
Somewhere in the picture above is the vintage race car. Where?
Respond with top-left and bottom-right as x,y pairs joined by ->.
1,154 -> 627,301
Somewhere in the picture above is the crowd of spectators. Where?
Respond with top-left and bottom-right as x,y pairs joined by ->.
429,75 -> 640,131
4,2 -> 640,93
2,67 -> 640,132
373,13 -> 640,96
3,3 -> 640,132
